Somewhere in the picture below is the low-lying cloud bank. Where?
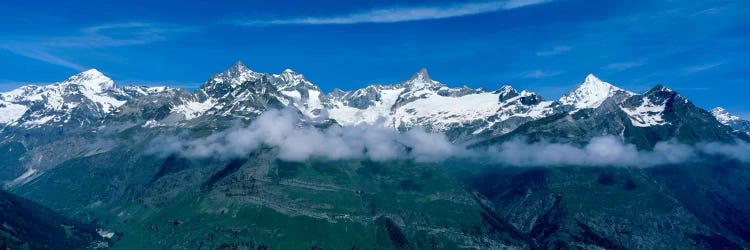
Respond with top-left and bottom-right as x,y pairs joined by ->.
151,109 -> 461,162
150,109 -> 750,167
487,137 -> 694,167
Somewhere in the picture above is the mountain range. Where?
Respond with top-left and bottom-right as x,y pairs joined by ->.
1,62 -> 749,249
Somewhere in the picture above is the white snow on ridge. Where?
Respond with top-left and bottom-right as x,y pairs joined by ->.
304,89 -> 325,111
621,96 -> 669,127
281,89 -> 328,119
321,69 -> 563,135
124,86 -> 171,96
4,64 -> 691,137
80,88 -> 126,113
560,74 -> 632,109
281,90 -> 302,100
97,229 -> 115,239
392,92 -> 501,130
711,107 -> 740,124
173,99 -> 216,120
0,69 -> 173,127
328,82 -> 556,135
0,101 -> 28,124
711,107 -> 750,134
23,115 -> 56,126
329,87 -> 404,126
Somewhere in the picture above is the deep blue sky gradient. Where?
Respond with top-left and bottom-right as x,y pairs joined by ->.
0,0 -> 747,117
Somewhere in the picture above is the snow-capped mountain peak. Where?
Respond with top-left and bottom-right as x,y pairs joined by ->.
560,73 -> 632,109
496,85 -> 519,102
209,61 -> 262,87
710,107 -> 750,134
228,60 -> 251,73
62,68 -> 116,92
400,68 -> 442,89
273,68 -> 317,91
711,107 -> 739,124
0,69 -> 173,128
497,85 -> 517,94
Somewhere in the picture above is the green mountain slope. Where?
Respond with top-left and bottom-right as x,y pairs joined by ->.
0,190 -> 105,249
13,144 -> 531,249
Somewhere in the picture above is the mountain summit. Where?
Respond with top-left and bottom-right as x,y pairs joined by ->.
400,68 -> 441,89
0,69 -> 164,129
712,107 -> 750,134
559,73 -> 632,109
63,69 -> 116,92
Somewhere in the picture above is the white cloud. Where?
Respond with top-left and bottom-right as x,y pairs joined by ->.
523,70 -> 562,79
231,0 -> 553,26
683,62 -> 724,75
150,108 -> 466,162
603,61 -> 643,71
699,140 -> 750,162
0,22 -> 195,71
484,136 -> 698,167
0,47 -> 88,71
536,45 -> 571,56
46,22 -> 194,48
149,109 -> 750,166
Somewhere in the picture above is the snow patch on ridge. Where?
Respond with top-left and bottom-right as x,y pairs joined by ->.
0,101 -> 28,124
622,96 -> 668,127
711,107 -> 740,124
392,92 -> 501,130
329,87 -> 404,125
174,99 -> 216,120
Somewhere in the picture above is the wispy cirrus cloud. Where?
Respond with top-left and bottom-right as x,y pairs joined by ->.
522,69 -> 562,79
683,61 -> 724,75
1,48 -> 88,71
536,45 -> 571,56
602,61 -> 644,71
0,22 -> 195,71
230,0 -> 553,26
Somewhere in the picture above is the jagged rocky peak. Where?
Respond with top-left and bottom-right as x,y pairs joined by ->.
518,90 -> 544,105
227,60 -> 251,74
619,84 -> 685,128
560,73 -> 631,109
210,61 -> 262,87
198,61 -> 262,99
62,68 -> 116,92
495,85 -> 519,102
273,68 -> 318,91
328,88 -> 347,98
400,68 -> 442,89
644,84 -> 680,101
649,84 -> 671,92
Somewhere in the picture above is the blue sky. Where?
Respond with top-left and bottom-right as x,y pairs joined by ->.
0,0 -> 748,117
